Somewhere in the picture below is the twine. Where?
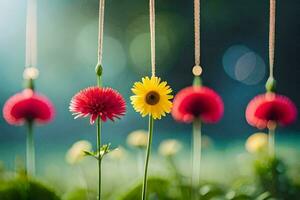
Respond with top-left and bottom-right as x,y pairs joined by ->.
97,0 -> 105,65
194,0 -> 200,67
269,0 -> 276,79
149,0 -> 156,77
25,0 -> 37,68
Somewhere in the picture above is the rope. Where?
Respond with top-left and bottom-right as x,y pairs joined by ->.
97,0 -> 105,65
25,0 -> 37,68
269,0 -> 276,78
149,0 -> 156,77
194,0 -> 200,67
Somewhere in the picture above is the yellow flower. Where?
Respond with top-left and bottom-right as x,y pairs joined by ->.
66,140 -> 92,165
245,133 -> 268,153
130,76 -> 173,119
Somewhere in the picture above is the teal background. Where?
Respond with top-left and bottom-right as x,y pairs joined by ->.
0,0 -> 299,177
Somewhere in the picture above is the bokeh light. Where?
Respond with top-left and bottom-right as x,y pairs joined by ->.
127,13 -> 186,75
76,21 -> 126,79
129,32 -> 170,74
223,45 -> 266,85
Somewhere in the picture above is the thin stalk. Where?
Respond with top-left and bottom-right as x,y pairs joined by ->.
141,116 -> 154,200
268,127 -> 275,158
96,50 -> 102,200
192,120 -> 201,199
26,121 -> 35,176
96,117 -> 102,200
77,165 -> 90,200
167,156 -> 184,199
138,148 -> 144,176
97,75 -> 102,88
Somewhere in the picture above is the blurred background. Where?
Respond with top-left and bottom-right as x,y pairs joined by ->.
0,0 -> 299,189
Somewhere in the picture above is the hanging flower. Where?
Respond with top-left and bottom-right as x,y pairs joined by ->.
3,89 -> 55,125
130,76 -> 173,119
172,86 -> 224,123
245,132 -> 268,153
246,93 -> 297,129
69,87 -> 126,124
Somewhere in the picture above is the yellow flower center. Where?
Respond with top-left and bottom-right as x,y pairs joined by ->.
145,91 -> 160,105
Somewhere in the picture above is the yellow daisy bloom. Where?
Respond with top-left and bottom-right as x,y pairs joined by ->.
130,76 -> 173,119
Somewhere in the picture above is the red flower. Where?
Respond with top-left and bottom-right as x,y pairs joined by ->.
246,93 -> 297,129
172,86 -> 224,123
69,87 -> 126,124
3,89 -> 55,125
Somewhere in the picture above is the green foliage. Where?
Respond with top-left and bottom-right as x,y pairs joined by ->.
63,188 -> 96,200
0,177 -> 60,200
1,153 -> 300,199
117,176 -> 229,200
254,156 -> 299,200
117,176 -> 176,200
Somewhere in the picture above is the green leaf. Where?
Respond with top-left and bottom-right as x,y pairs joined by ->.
0,177 -> 61,200
83,150 -> 98,160
116,176 -> 174,200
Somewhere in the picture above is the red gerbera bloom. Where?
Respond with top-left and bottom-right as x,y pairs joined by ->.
246,93 -> 297,129
3,89 -> 55,125
69,87 -> 126,124
172,86 -> 224,123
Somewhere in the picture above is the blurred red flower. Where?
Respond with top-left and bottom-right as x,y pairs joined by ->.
3,89 -> 55,125
172,86 -> 224,123
246,93 -> 297,129
69,87 -> 126,124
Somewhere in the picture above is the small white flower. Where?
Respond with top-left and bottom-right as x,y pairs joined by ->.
158,139 -> 182,157
66,140 -> 92,165
127,130 -> 148,148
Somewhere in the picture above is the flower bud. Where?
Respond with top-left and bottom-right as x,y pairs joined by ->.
95,64 -> 103,77
265,77 -> 276,92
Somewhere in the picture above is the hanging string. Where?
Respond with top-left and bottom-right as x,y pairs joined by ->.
194,0 -> 200,67
149,0 -> 156,77
97,0 -> 105,65
269,0 -> 276,79
24,0 -> 39,81
25,0 -> 37,68
192,0 -> 202,77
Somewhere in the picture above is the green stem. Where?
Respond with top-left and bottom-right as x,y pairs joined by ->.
96,117 -> 102,200
268,128 -> 275,158
141,116 -> 154,200
138,149 -> 144,176
192,120 -> 201,200
167,156 -> 184,199
26,121 -> 35,176
97,74 -> 102,87
77,165 -> 90,200
96,61 -> 102,200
